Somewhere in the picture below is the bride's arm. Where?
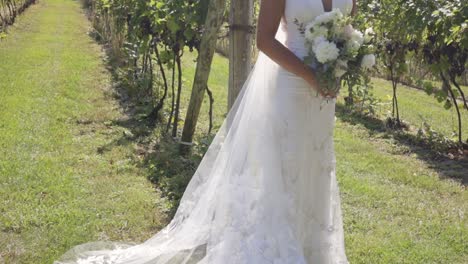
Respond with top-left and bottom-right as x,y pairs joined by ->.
256,0 -> 328,97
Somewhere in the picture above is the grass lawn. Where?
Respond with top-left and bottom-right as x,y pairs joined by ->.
0,0 -> 466,263
334,120 -> 466,263
0,0 -> 166,263
349,77 -> 468,141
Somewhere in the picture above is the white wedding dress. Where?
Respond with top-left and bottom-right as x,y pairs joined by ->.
55,0 -> 352,263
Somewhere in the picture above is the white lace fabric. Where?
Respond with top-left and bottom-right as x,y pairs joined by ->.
55,0 -> 352,263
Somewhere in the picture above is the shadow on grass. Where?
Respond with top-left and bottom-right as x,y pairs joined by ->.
336,103 -> 468,185
82,29 -> 215,219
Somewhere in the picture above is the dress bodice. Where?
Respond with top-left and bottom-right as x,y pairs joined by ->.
280,0 -> 353,58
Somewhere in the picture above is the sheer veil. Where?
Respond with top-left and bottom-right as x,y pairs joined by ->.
54,23 -> 321,264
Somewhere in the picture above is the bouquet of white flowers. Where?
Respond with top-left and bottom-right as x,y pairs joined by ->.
295,8 -> 376,101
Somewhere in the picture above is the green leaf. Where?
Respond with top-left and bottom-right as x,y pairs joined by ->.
444,99 -> 452,110
435,89 -> 448,102
167,18 -> 180,34
159,50 -> 172,64
423,81 -> 434,95
183,28 -> 194,40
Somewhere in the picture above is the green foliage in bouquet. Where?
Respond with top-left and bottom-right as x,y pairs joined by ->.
295,9 -> 376,99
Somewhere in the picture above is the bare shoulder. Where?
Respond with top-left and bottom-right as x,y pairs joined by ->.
257,0 -> 286,35
256,0 -> 286,49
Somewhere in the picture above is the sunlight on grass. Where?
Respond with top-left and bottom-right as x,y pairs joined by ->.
0,1 -> 165,263
0,0 -> 466,263
369,78 -> 468,141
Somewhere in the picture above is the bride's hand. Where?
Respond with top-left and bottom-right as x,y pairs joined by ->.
315,85 -> 333,99
304,73 -> 337,99
321,88 -> 339,99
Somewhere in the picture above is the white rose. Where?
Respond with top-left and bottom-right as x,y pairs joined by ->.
346,40 -> 361,54
334,59 -> 348,77
315,13 -> 333,24
361,54 -> 376,70
364,27 -> 375,43
315,9 -> 342,24
313,25 -> 328,39
313,36 -> 327,45
365,27 -> 374,36
314,15 -> 325,24
350,29 -> 364,45
312,38 -> 340,63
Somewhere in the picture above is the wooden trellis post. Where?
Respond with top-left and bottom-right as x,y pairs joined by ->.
228,0 -> 254,112
179,0 -> 228,154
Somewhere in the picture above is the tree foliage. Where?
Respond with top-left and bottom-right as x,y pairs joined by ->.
0,0 -> 37,36
354,0 -> 467,145
83,0 -> 212,138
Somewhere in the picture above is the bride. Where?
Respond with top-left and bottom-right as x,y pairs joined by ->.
55,0 -> 356,263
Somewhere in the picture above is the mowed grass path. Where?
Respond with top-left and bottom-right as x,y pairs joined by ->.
0,0 -> 165,263
0,0 -> 466,264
